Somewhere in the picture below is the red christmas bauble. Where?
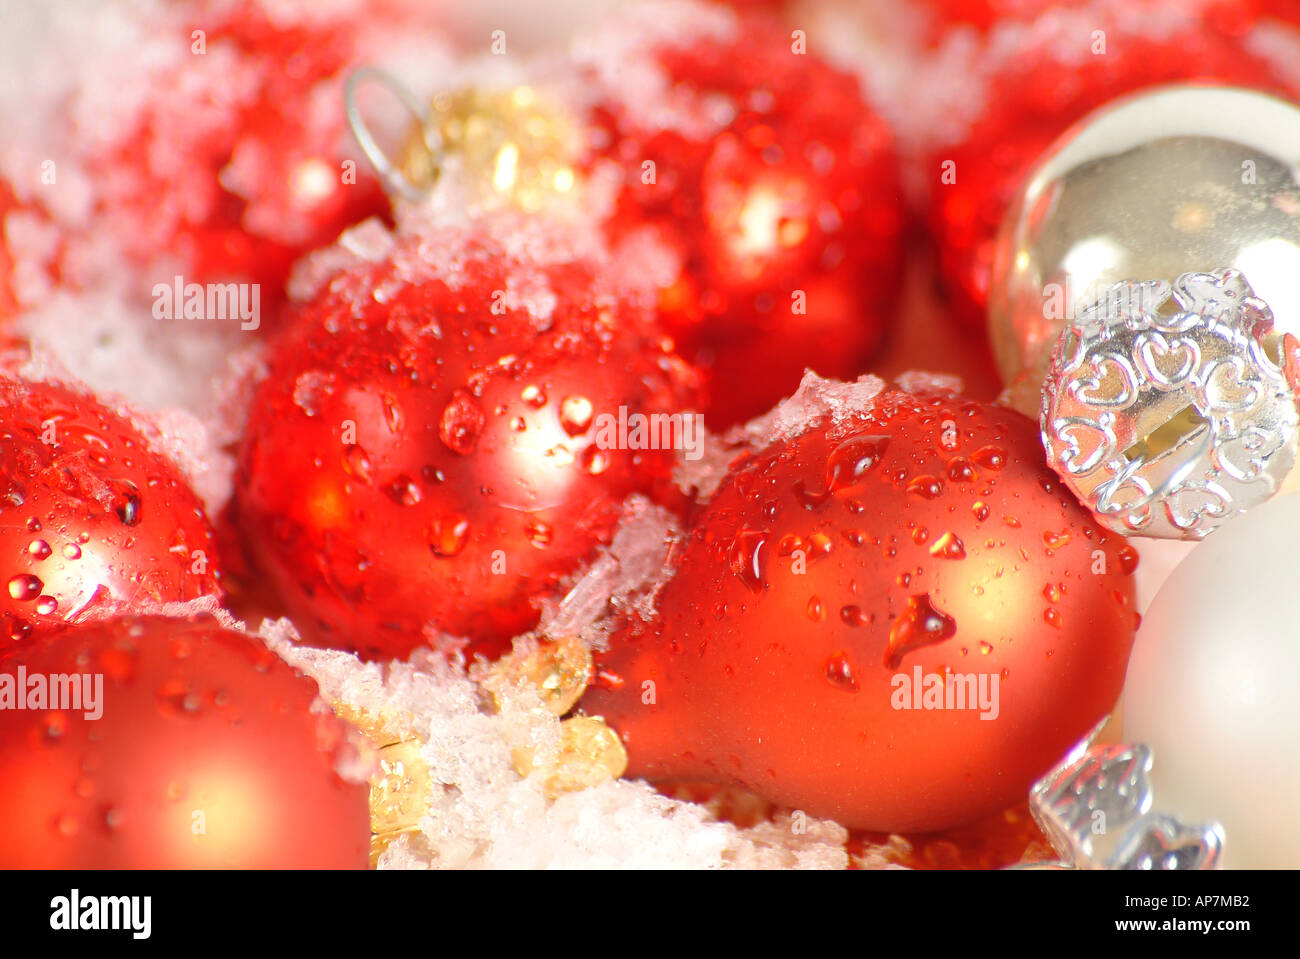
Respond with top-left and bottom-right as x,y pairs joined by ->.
0,377 -> 222,649
922,0 -> 1298,331
581,387 -> 1139,832
236,217 -> 702,661
580,5 -> 905,427
78,0 -> 431,307
0,614 -> 369,867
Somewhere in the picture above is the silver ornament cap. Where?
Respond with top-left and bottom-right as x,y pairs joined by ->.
1030,738 -> 1226,871
1041,268 -> 1300,540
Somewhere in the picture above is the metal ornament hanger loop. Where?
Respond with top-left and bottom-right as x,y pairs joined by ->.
344,67 -> 439,204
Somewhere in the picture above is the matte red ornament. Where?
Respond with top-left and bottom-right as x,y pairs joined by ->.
583,9 -> 905,427
581,388 -> 1139,832
236,218 -> 702,661
0,614 -> 369,868
0,377 -> 222,649
923,1 -> 1299,331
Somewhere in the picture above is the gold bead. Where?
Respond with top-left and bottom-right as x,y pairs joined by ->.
400,86 -> 580,213
512,715 -> 628,799
370,739 -> 432,840
482,634 -> 592,717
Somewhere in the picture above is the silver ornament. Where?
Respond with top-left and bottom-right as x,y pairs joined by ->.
1030,738 -> 1225,871
989,84 -> 1300,418
1041,268 -> 1300,540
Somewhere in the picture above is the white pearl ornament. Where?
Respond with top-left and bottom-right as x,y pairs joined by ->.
1122,489 -> 1300,868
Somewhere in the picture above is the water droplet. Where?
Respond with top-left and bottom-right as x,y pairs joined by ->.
381,394 -> 404,434
35,596 -> 58,615
884,594 -> 957,669
439,390 -> 485,455
1117,544 -> 1140,575
8,573 -> 43,601
525,519 -> 553,548
430,514 -> 470,557
9,619 -> 32,642
112,483 -> 142,526
558,396 -> 595,436
384,474 -> 422,506
825,652 -> 859,691
907,475 -> 944,499
971,446 -> 1007,470
911,527 -> 929,546
792,478 -> 830,511
1043,529 -> 1071,551
978,640 -> 993,654
103,806 -> 125,831
520,384 -> 548,409
729,530 -> 768,593
928,531 -> 966,560
62,543 -> 81,560
580,446 -> 610,475
808,531 -> 833,557
27,539 -> 51,559
806,596 -> 824,621
42,712 -> 67,741
1043,583 -> 1063,604
158,682 -> 202,717
342,444 -> 374,484
971,501 -> 990,522
825,434 -> 890,492
25,517 -> 41,532
946,457 -> 976,482
1044,608 -> 1062,630
839,604 -> 869,627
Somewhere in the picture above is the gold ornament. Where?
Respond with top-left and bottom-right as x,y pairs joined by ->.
989,85 -> 1300,419
368,739 -> 432,867
400,86 -> 581,213
338,635 -> 609,866
480,633 -> 592,717
511,715 -> 629,800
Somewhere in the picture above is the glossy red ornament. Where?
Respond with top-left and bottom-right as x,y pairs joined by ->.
923,0 -> 1299,331
0,376 -> 222,649
581,388 -> 1139,832
0,614 -> 369,868
236,218 -> 702,661
582,6 -> 905,427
